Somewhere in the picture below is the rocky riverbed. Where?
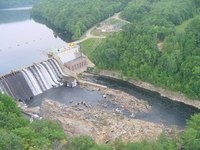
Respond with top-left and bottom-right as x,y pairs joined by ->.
98,70 -> 200,109
21,81 -> 165,143
41,99 -> 163,143
79,80 -> 150,114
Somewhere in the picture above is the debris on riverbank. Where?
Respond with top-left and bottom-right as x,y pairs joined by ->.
20,80 -> 167,143
41,99 -> 163,143
79,80 -> 150,114
95,70 -> 200,109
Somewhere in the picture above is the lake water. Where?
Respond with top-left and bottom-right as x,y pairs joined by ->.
0,7 -> 65,74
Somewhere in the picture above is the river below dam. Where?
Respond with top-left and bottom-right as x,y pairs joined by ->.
26,74 -> 200,129
1,7 -> 200,129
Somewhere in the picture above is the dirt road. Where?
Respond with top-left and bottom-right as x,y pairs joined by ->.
74,12 -> 130,44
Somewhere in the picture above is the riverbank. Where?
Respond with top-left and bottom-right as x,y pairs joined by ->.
21,80 -> 168,143
79,80 -> 150,114
41,99 -> 163,143
96,70 -> 200,109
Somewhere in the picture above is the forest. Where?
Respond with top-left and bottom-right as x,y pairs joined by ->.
0,0 -> 37,8
0,93 -> 200,149
86,0 -> 200,100
31,0 -> 200,100
31,0 -> 130,40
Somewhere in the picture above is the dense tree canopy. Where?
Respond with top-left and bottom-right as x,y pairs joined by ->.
87,0 -> 200,99
0,94 -> 67,149
122,0 -> 196,26
31,0 -> 130,40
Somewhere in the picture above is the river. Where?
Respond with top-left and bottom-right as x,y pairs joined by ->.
81,74 -> 200,129
0,7 -> 200,129
0,7 -> 65,74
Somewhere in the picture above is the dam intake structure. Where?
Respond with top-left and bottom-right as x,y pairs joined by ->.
0,59 -> 69,101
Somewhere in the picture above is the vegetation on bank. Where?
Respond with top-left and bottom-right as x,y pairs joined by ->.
0,94 -> 67,149
80,38 -> 104,57
0,0 -> 37,8
1,94 -> 200,149
31,0 -> 131,40
31,0 -> 200,99
86,0 -> 200,100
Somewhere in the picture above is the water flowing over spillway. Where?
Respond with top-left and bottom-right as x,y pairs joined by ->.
0,59 -> 66,101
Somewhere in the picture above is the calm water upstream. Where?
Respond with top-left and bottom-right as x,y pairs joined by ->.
0,7 -> 65,74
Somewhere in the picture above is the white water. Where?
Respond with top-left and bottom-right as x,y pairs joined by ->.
18,59 -> 65,98
22,69 -> 43,95
42,62 -> 60,85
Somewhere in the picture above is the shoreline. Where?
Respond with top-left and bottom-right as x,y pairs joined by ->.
21,81 -> 165,143
41,99 -> 163,143
79,80 -> 150,114
95,70 -> 200,109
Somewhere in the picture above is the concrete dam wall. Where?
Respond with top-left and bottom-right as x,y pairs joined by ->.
0,59 -> 67,101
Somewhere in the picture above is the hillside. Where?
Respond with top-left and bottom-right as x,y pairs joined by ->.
31,0 -> 200,99
31,0 -> 130,40
87,0 -> 200,100
1,93 -> 200,149
176,15 -> 200,33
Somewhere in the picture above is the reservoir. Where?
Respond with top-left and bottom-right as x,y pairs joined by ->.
0,7 -> 65,74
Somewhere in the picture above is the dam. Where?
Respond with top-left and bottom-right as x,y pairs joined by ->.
0,58 -> 76,101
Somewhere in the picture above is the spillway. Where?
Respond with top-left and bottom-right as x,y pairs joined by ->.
0,59 -> 67,101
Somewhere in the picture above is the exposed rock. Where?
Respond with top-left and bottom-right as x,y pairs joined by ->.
41,99 -> 163,143
98,70 -> 200,109
79,81 -> 150,114
18,102 -> 40,115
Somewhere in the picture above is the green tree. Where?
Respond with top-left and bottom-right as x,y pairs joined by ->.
14,120 -> 67,149
180,114 -> 200,150
69,136 -> 96,150
0,130 -> 23,150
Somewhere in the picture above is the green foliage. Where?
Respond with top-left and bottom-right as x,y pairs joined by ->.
180,114 -> 200,150
111,136 -> 177,150
68,136 -> 96,150
0,94 -> 21,115
89,0 -> 200,99
175,15 -> 200,33
80,38 -> 104,57
0,94 -> 29,130
14,120 -> 67,149
0,130 -> 23,150
30,119 -> 66,141
122,0 -> 196,26
0,94 -> 67,149
0,94 -> 200,150
31,0 -> 131,40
